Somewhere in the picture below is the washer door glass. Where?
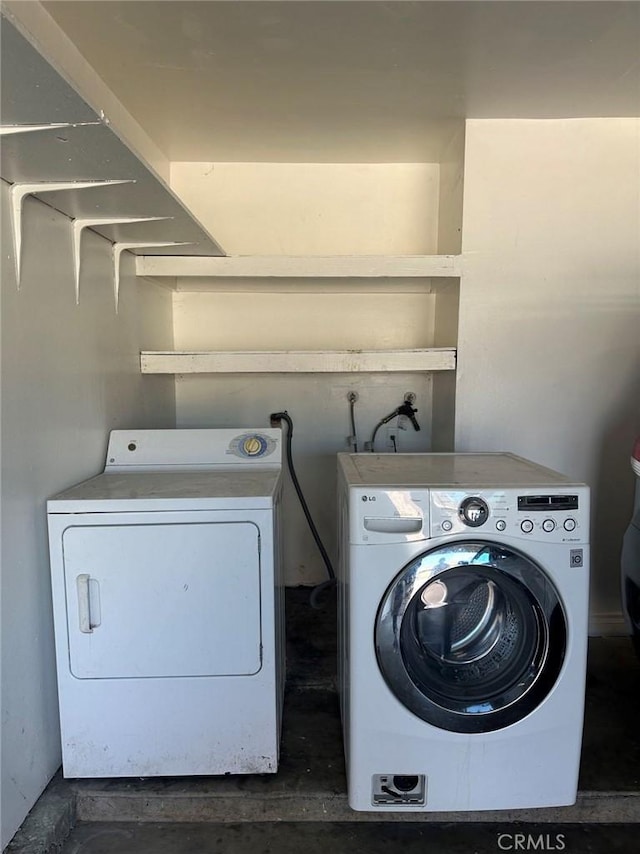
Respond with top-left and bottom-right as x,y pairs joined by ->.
375,541 -> 567,733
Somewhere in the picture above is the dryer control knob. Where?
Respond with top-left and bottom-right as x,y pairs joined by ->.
441,519 -> 453,532
243,436 -> 263,456
496,519 -> 507,532
542,519 -> 556,533
564,518 -> 577,532
521,519 -> 534,534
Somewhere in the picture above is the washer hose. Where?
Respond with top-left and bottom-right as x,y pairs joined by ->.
368,400 -> 420,452
270,411 -> 336,608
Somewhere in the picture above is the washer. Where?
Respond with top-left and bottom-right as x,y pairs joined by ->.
47,428 -> 284,778
337,452 -> 589,812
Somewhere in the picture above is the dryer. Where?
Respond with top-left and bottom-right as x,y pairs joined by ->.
337,452 -> 589,812
47,428 -> 284,778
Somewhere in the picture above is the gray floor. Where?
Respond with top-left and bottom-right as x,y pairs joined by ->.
59,821 -> 640,854
8,589 -> 640,853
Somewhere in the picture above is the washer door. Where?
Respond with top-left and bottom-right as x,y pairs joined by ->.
375,541 -> 567,733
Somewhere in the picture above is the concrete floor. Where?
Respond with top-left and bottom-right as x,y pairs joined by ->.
7,589 -> 640,854
59,821 -> 640,854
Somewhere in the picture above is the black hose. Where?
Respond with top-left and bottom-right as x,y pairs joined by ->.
270,411 -> 336,590
369,401 -> 420,452
349,397 -> 359,453
309,578 -> 335,610
369,417 -> 387,452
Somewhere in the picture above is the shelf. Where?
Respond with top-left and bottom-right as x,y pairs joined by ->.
135,254 -> 461,280
140,348 -> 457,375
0,13 -> 224,259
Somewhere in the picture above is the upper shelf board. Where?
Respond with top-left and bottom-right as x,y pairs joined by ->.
0,16 -> 225,257
136,255 -> 462,279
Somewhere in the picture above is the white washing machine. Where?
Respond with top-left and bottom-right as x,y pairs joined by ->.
47,428 -> 285,778
337,452 -> 590,812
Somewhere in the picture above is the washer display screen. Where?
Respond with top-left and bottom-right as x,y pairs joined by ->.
375,541 -> 567,733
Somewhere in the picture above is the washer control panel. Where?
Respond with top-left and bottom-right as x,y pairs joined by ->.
430,488 -> 589,544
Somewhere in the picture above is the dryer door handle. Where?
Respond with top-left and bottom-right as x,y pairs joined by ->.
76,574 -> 101,633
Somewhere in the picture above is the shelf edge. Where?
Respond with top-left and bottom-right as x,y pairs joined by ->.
140,348 -> 457,375
135,255 -> 462,279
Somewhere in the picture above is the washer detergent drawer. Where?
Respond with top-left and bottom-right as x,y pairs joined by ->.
62,521 -> 261,679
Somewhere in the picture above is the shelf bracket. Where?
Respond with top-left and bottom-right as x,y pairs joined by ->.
0,121 -> 102,136
10,179 -> 134,286
72,217 -> 172,304
113,242 -> 193,311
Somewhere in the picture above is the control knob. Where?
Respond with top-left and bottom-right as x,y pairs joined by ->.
243,436 -> 263,456
542,519 -> 556,533
521,519 -> 534,534
459,497 -> 489,528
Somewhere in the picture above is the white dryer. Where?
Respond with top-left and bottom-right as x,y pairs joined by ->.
337,452 -> 589,812
47,429 -> 285,778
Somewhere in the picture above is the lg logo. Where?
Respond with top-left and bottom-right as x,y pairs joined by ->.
497,834 -> 566,851
361,495 -> 377,502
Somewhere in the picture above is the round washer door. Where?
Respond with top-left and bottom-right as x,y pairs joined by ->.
375,541 -> 567,733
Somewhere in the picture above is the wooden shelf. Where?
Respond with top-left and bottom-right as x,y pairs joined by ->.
135,254 -> 461,280
140,348 -> 457,375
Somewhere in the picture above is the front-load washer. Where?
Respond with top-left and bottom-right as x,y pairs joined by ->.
337,452 -> 589,812
47,428 -> 285,778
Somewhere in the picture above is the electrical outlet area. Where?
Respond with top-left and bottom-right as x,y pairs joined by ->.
384,424 -> 398,452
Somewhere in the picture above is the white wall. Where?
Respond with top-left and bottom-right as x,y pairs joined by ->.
457,119 -> 640,627
173,289 -> 438,351
0,184 -> 175,848
170,162 -> 441,255
437,124 -> 465,256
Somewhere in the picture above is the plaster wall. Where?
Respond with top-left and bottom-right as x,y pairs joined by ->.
170,162 -> 440,256
0,184 -> 175,847
457,119 -> 640,628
